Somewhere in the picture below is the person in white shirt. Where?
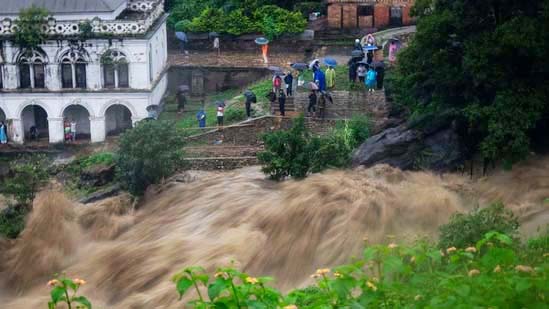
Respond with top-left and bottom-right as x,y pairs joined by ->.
217,105 -> 224,127
70,120 -> 77,142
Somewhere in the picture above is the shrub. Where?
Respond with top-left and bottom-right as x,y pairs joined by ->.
117,120 -> 185,196
224,107 -> 246,123
0,206 -> 29,239
14,6 -> 49,48
174,232 -> 549,308
78,152 -> 115,170
1,154 -> 49,207
293,2 -> 323,17
438,202 -> 520,249
257,116 -> 313,180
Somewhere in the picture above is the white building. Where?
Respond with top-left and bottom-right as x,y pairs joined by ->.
0,0 -> 168,143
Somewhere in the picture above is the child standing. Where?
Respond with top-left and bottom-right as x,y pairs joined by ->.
216,104 -> 225,128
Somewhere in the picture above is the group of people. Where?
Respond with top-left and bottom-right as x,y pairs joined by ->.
63,119 -> 78,142
348,36 -> 384,92
267,72 -> 295,116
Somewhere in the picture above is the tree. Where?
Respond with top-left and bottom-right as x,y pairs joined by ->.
394,0 -> 549,165
1,154 -> 49,207
13,6 -> 49,49
117,120 -> 186,196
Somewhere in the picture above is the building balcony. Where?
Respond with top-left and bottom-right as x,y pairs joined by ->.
0,0 -> 164,38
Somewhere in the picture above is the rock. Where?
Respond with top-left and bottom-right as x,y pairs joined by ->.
79,184 -> 121,204
352,119 -> 465,172
79,164 -> 115,188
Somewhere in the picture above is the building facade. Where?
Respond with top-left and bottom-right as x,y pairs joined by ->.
327,0 -> 416,30
0,0 -> 168,144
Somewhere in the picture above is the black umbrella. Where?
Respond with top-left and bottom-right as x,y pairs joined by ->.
244,90 -> 254,99
268,66 -> 282,72
291,63 -> 308,71
273,71 -> 285,76
178,85 -> 190,92
215,100 -> 225,107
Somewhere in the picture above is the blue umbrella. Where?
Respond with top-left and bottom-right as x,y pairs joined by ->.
255,37 -> 269,45
291,63 -> 308,71
175,32 -> 187,42
323,57 -> 337,67
364,45 -> 379,51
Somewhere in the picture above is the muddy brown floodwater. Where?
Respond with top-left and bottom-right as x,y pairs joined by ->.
1,157 -> 548,308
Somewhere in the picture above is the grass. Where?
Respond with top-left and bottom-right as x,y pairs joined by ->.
159,78 -> 274,137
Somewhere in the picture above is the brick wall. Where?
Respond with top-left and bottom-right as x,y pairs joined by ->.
374,5 -> 390,28
342,4 -> 358,29
402,6 -> 414,26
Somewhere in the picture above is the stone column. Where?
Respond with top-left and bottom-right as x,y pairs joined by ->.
10,118 -> 24,144
47,117 -> 64,144
90,116 -> 106,143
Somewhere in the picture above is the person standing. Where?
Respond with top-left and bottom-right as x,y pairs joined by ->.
314,69 -> 326,92
354,39 -> 362,51
366,67 -> 377,93
64,120 -> 71,142
213,36 -> 220,57
244,89 -> 256,119
326,66 -> 336,89
366,51 -> 374,65
216,104 -> 224,128
177,89 -> 187,114
266,89 -> 277,113
348,60 -> 357,83
70,120 -> 77,142
273,74 -> 282,93
308,90 -> 317,117
179,32 -> 188,54
357,64 -> 367,83
278,89 -> 286,116
196,108 -> 206,128
318,92 -> 327,119
261,44 -> 269,64
0,121 -> 7,144
284,72 -> 294,96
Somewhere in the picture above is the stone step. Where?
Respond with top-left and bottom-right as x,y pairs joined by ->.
183,156 -> 259,170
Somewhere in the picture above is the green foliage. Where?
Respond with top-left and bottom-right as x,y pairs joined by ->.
171,1 -> 307,38
224,107 -> 247,123
258,115 -> 370,180
79,20 -> 93,38
293,2 -> 323,17
13,6 -> 49,48
438,202 -> 520,249
175,232 -> 549,308
393,0 -> 549,164
0,206 -> 29,239
47,276 -> 91,309
257,116 -> 314,180
1,154 -> 49,207
117,120 -> 185,196
78,152 -> 115,170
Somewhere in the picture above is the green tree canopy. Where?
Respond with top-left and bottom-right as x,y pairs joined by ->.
394,0 -> 549,164
14,6 -> 49,48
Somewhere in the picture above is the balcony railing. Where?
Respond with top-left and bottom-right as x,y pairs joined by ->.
0,0 -> 163,37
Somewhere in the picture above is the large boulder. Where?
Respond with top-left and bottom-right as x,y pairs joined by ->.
352,117 -> 465,172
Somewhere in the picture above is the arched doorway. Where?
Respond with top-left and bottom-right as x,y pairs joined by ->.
105,104 -> 132,136
21,105 -> 49,142
63,105 -> 91,141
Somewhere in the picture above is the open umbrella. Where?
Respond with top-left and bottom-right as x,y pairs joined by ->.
351,50 -> 364,58
244,90 -> 254,99
323,57 -> 338,67
268,66 -> 282,72
209,32 -> 219,38
291,63 -> 308,71
309,59 -> 320,69
215,100 -> 225,107
178,85 -> 190,92
255,37 -> 269,45
175,32 -> 188,42
273,71 -> 285,76
364,45 -> 379,51
304,82 -> 319,90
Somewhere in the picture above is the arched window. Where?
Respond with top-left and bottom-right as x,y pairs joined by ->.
19,49 -> 46,89
60,49 -> 87,89
101,50 -> 129,89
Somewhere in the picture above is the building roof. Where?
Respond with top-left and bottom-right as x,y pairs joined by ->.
2,0 -> 127,15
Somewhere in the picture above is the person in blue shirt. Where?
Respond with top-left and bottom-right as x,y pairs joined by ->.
196,108 -> 206,128
314,69 -> 327,92
366,68 -> 377,93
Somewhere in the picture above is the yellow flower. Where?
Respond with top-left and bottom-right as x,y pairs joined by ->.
543,253 -> 549,258
388,243 -> 398,249
366,281 -> 377,291
334,272 -> 342,278
468,269 -> 480,277
515,265 -> 534,273
215,272 -> 228,279
315,268 -> 330,275
446,247 -> 457,254
410,256 -> 416,263
493,265 -> 502,273
465,247 -> 477,253
73,278 -> 87,286
245,277 -> 258,284
47,279 -> 59,287
440,250 -> 446,257
414,295 -> 423,301
310,274 -> 320,279
284,305 -> 298,309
